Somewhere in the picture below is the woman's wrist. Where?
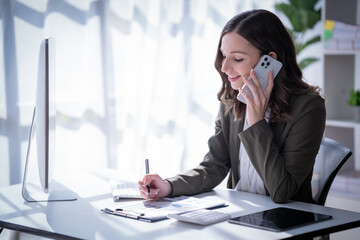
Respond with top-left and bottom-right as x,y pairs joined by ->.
164,179 -> 173,197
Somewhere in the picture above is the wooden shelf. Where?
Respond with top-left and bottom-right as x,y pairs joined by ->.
326,119 -> 360,128
324,49 -> 360,55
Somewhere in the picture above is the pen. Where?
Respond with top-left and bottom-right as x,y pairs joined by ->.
145,159 -> 150,197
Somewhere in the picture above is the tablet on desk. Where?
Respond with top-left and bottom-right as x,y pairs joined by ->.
228,207 -> 332,232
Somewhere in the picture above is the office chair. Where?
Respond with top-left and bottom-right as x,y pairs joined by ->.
312,137 -> 352,206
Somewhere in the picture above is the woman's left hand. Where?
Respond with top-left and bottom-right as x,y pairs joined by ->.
239,69 -> 274,126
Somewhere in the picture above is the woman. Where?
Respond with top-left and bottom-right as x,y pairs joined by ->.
138,9 -> 325,203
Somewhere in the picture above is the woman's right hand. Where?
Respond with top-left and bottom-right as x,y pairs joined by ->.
138,174 -> 172,199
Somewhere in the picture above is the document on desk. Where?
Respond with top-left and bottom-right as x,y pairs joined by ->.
101,196 -> 227,222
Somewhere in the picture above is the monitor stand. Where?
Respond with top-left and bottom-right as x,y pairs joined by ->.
22,182 -> 77,202
22,107 -> 77,202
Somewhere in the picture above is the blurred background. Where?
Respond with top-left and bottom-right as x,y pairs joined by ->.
0,0 -> 322,187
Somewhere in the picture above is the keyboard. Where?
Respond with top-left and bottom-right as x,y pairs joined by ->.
110,180 -> 143,200
168,209 -> 231,225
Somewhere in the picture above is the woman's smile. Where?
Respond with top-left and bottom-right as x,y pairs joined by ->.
228,75 -> 241,82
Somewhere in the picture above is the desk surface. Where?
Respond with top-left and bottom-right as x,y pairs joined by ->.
1,171 -> 360,240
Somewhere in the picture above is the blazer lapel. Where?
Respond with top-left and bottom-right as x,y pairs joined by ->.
228,117 -> 244,187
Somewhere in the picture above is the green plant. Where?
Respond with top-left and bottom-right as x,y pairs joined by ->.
348,89 -> 360,106
275,0 -> 321,70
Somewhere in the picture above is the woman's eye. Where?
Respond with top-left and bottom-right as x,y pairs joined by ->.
234,58 -> 243,62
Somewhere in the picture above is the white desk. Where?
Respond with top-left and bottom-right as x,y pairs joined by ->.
1,171 -> 360,240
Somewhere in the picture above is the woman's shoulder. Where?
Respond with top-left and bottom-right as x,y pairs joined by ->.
290,93 -> 325,115
292,92 -> 324,105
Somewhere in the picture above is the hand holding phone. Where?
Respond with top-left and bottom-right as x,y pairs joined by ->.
237,55 -> 283,104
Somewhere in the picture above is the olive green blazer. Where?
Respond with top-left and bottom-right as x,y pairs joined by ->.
167,94 -> 326,203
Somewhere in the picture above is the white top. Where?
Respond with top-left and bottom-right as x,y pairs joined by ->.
235,109 -> 271,195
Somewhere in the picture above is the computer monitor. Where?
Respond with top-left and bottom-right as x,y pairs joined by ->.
22,38 -> 77,202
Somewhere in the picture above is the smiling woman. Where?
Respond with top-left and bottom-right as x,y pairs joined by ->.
139,9 -> 326,205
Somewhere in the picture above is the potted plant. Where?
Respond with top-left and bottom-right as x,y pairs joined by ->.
348,89 -> 360,121
275,0 -> 321,70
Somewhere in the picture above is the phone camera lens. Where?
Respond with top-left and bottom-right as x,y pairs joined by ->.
261,62 -> 265,66
264,57 -> 268,61
266,62 -> 270,66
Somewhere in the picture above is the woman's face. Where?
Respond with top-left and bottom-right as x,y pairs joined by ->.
220,32 -> 261,90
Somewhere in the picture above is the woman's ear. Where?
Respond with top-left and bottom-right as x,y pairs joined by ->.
268,51 -> 278,59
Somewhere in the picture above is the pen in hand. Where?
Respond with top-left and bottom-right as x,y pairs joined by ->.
145,159 -> 150,197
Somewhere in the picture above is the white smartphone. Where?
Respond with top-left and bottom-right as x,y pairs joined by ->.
237,55 -> 283,104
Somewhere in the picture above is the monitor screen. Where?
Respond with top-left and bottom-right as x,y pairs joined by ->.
22,38 -> 76,202
35,37 -> 56,192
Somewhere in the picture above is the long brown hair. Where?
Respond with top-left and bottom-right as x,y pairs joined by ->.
214,9 -> 320,122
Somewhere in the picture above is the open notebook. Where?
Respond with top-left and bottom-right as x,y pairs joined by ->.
110,179 -> 142,200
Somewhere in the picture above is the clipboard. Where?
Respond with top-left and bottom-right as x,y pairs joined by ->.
101,196 -> 227,222
101,208 -> 154,222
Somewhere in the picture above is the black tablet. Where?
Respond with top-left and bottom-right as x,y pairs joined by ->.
228,207 -> 332,232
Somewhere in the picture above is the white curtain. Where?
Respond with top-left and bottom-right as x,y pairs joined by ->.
0,0 -> 275,186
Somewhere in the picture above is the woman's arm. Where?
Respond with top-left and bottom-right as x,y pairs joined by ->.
240,95 -> 325,203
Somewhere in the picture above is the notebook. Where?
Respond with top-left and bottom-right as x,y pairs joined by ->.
110,179 -> 142,200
